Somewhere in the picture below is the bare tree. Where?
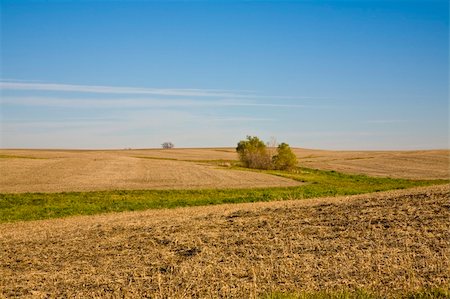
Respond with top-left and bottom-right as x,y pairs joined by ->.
266,136 -> 278,160
161,142 -> 174,149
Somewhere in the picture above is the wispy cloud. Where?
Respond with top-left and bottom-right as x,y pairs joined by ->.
1,119 -> 121,131
0,78 -> 45,83
220,101 -> 330,108
208,117 -> 275,122
1,96 -> 330,109
0,80 -> 326,100
0,81 -> 242,97
365,120 -> 407,124
0,80 -> 331,149
1,110 -> 274,139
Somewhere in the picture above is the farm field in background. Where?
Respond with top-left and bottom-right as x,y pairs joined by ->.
0,148 -> 448,193
291,148 -> 450,180
0,148 -> 299,193
0,148 -> 449,297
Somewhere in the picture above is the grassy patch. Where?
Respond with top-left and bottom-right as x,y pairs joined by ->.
249,167 -> 443,196
0,167 -> 446,223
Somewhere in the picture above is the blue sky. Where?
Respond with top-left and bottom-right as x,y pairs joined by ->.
0,0 -> 448,149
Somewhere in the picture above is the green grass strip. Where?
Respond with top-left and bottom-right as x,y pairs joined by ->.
0,167 -> 447,223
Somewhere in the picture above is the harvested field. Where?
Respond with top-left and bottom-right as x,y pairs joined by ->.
1,185 -> 449,297
293,149 -> 450,180
127,148 -> 450,179
0,149 -> 300,193
0,148 -> 448,193
123,147 -> 237,161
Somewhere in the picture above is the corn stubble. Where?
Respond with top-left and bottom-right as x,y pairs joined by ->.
1,185 -> 449,298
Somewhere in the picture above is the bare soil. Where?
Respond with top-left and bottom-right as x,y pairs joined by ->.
1,185 -> 448,298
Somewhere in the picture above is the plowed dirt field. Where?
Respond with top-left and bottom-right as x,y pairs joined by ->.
1,185 -> 448,297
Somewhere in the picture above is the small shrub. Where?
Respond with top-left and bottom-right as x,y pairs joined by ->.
273,142 -> 297,170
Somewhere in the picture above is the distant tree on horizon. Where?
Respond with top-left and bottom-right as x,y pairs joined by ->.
162,142 -> 174,149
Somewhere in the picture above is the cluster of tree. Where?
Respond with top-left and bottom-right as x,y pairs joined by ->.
161,142 -> 174,149
236,136 -> 297,170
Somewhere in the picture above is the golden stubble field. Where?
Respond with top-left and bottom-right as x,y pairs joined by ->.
292,148 -> 450,180
0,149 -> 301,193
0,148 -> 449,193
1,185 -> 449,297
0,148 -> 449,297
